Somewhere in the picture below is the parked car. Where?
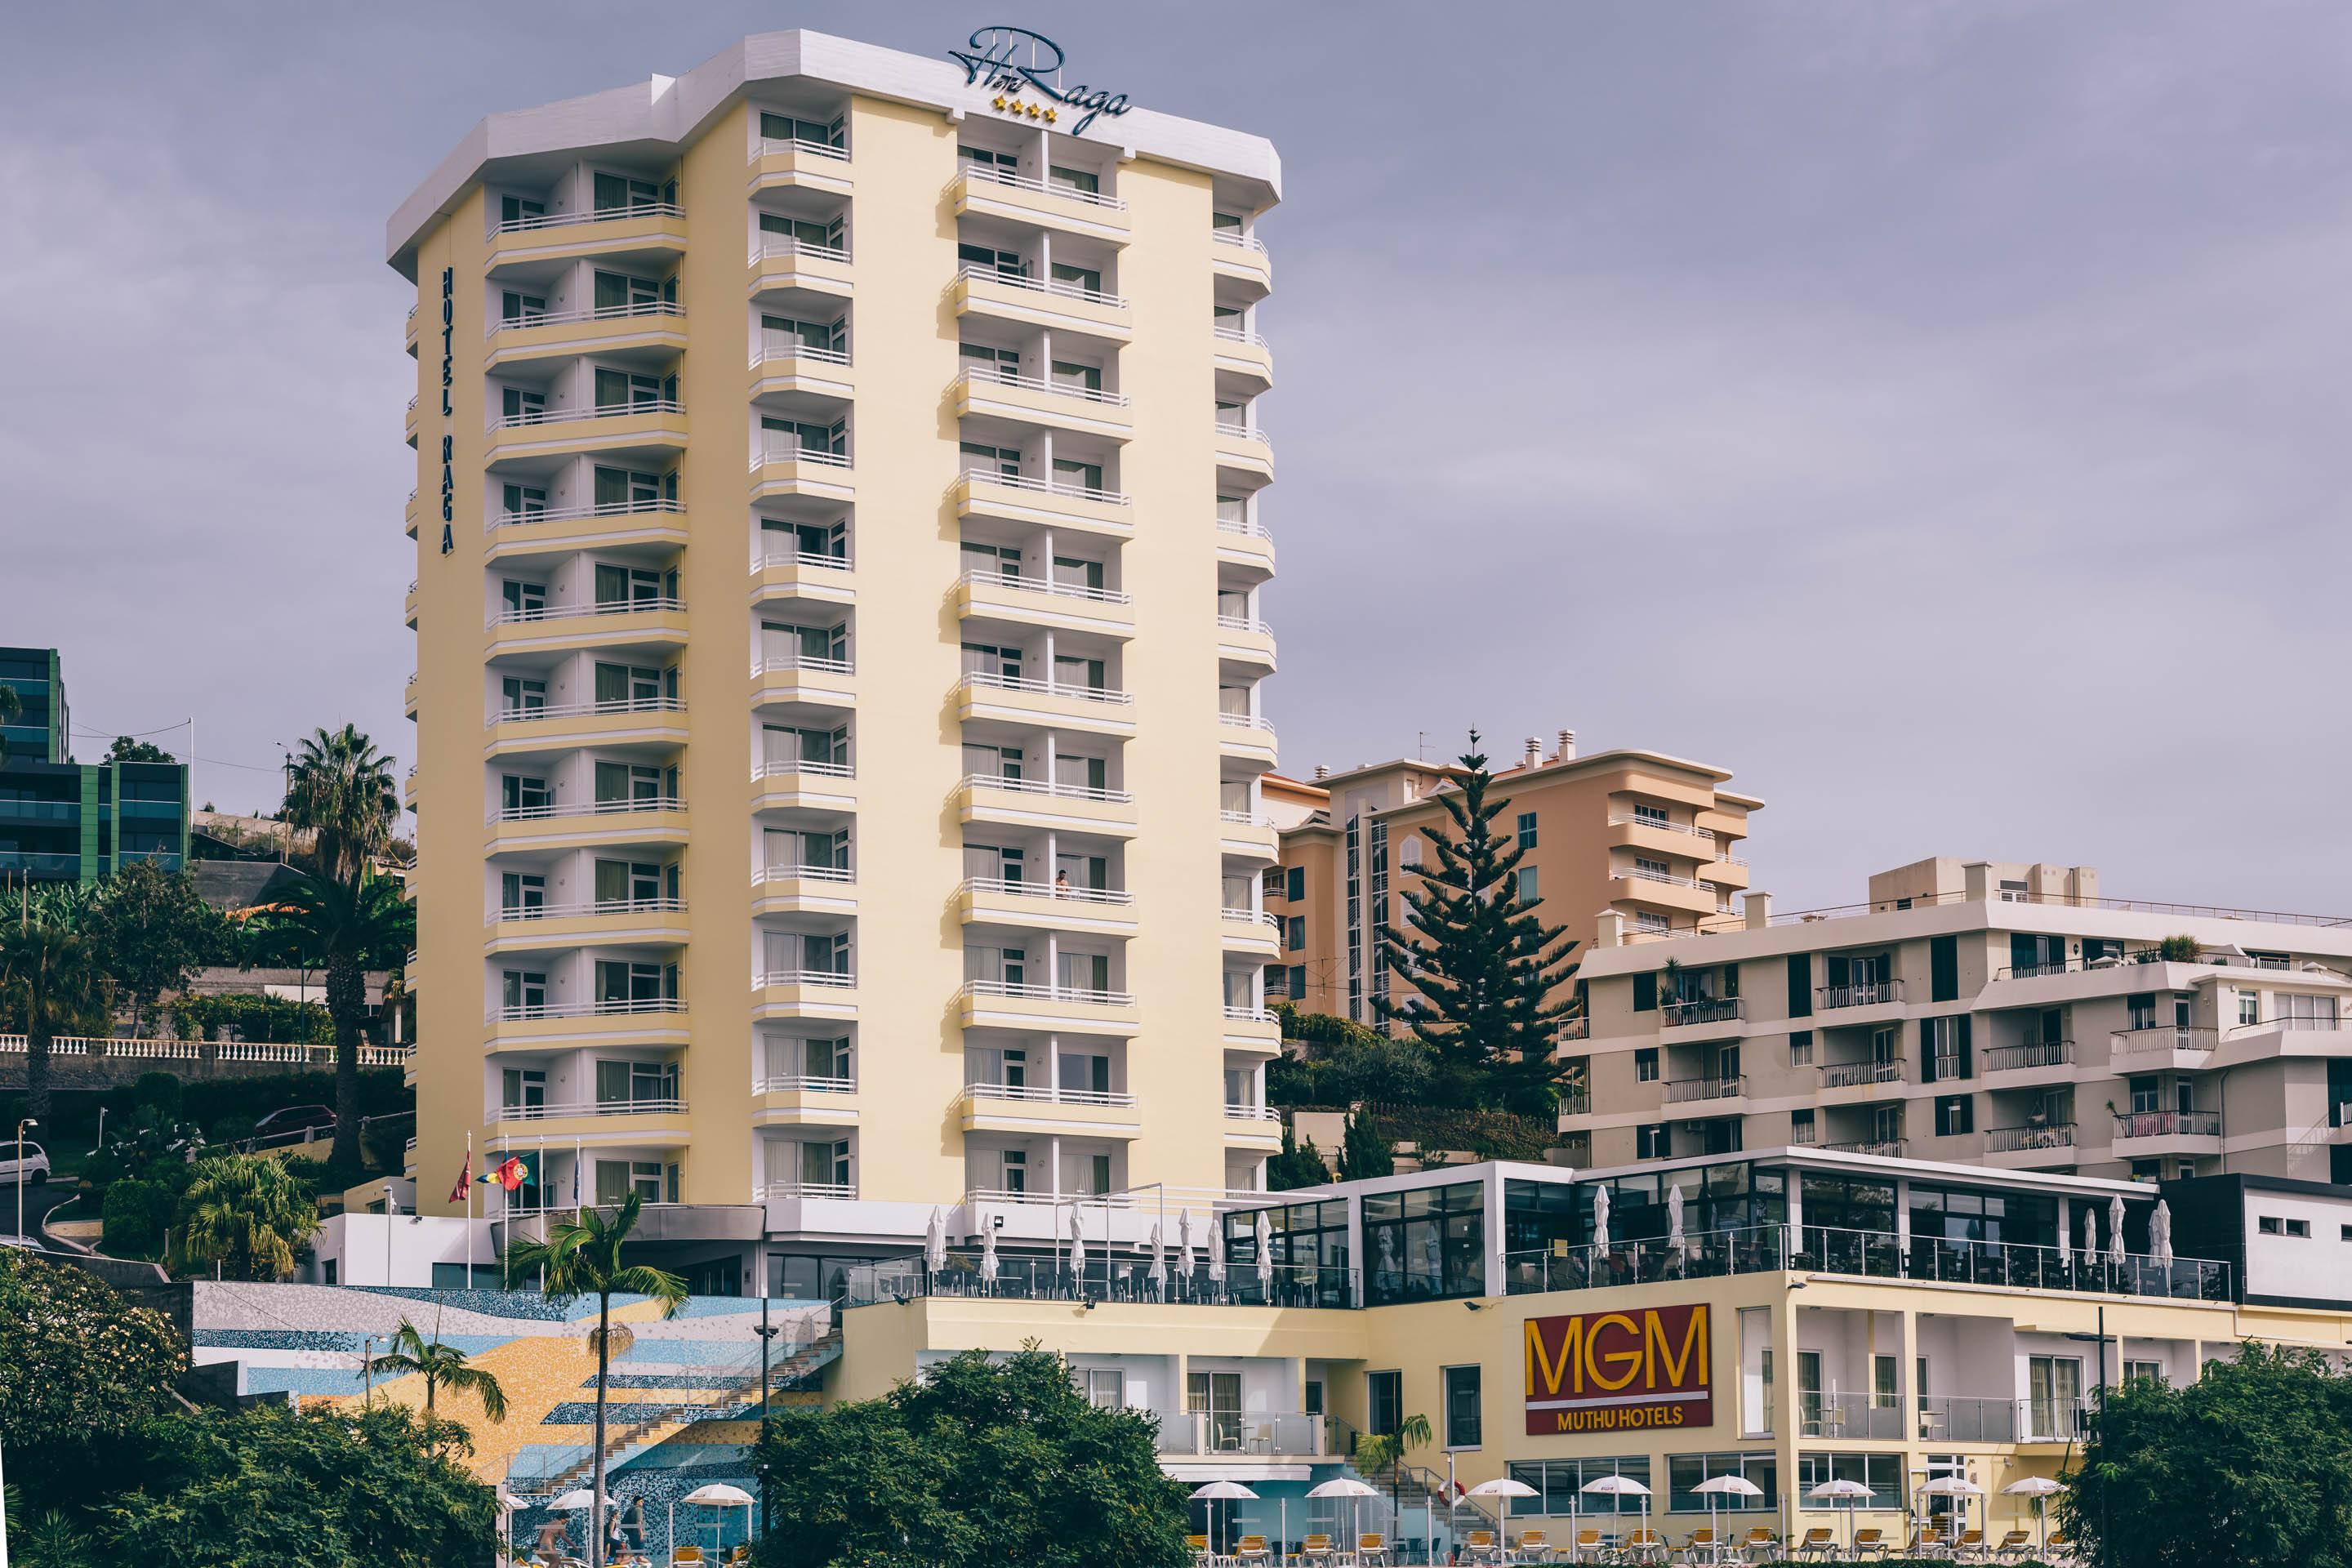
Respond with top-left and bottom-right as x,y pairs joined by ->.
246,1106 -> 336,1149
0,1141 -> 51,1186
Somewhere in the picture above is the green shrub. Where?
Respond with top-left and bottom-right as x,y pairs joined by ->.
101,1178 -> 168,1253
133,1072 -> 182,1120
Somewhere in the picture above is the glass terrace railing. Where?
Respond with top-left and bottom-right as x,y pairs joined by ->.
842,1249 -> 1360,1310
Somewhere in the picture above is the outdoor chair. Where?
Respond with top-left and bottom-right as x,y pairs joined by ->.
1953,1528 -> 1985,1561
1189,1535 -> 1218,1566
2044,1532 -> 2076,1566
1740,1527 -> 1780,1564
1677,1527 -> 1718,1565
1570,1526 -> 1604,1563
1465,1530 -> 1506,1566
1358,1532 -> 1392,1567
1989,1530 -> 2032,1562
1514,1528 -> 1554,1564
1622,1528 -> 1668,1566
671,1549 -> 704,1566
1236,1535 -> 1272,1568
1793,1526 -> 1836,1561
1851,1526 -> 1888,1559
1301,1533 -> 1335,1568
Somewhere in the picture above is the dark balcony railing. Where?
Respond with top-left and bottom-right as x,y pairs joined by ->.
843,1250 -> 1360,1311
1818,978 -> 1904,1009
1664,1075 -> 1747,1104
1984,1040 -> 2073,1071
1987,1123 -> 2075,1153
1664,996 -> 1746,1027
1558,1088 -> 1592,1117
2113,1110 -> 2221,1140
1821,1058 -> 1904,1089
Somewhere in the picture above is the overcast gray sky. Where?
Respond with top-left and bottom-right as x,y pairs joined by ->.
4,2 -> 2347,913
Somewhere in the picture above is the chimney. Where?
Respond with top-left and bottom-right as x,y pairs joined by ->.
1523,737 -> 1543,769
1595,911 -> 1624,949
1312,765 -> 1329,781
1962,861 -> 1992,903
1744,891 -> 1772,930
1556,728 -> 1576,761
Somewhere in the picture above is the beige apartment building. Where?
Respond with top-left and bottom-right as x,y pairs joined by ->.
394,28 -> 1287,1293
1569,858 -> 2352,1183
1267,733 -> 1760,1026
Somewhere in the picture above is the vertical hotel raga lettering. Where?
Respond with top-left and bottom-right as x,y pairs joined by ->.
1524,1303 -> 1712,1434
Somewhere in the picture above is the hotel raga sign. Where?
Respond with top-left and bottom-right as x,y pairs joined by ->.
947,26 -> 1133,134
1524,1303 -> 1712,1435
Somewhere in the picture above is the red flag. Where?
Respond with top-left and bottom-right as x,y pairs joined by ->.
479,1156 -> 528,1192
446,1150 -> 472,1205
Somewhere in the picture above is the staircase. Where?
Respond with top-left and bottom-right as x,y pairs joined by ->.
1333,1460 -> 1501,1549
510,1329 -> 843,1499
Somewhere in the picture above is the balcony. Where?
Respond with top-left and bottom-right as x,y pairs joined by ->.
485,796 -> 689,853
488,1098 -> 691,1135
1214,612 -> 1276,670
751,1073 -> 860,1129
1223,1102 -> 1285,1149
1211,227 -> 1273,292
753,969 -> 859,1022
1217,712 -> 1279,768
1214,514 -> 1276,573
1220,907 -> 1281,956
747,235 -> 853,301
1817,978 -> 1906,1010
749,135 -> 853,195
1662,996 -> 1746,1031
485,399 -> 687,463
487,200 -> 686,267
484,998 -> 688,1050
1213,421 -> 1274,482
956,670 -> 1134,737
484,301 -> 688,368
1609,865 -> 1721,918
750,337 -> 855,401
752,543 -> 856,606
2111,1110 -> 2222,1151
955,466 -> 1133,537
404,302 -> 420,352
1984,1123 -> 2077,1168
750,434 -> 854,502
1820,1057 -> 1905,1090
950,164 -> 1131,243
759,1179 -> 858,1201
1982,1040 -> 2075,1082
952,365 -> 1132,440
487,897 -> 689,951
485,498 -> 688,559
959,1082 -> 1143,1136
958,875 -> 1137,938
486,596 -> 688,657
751,653 -> 858,710
752,862 -> 858,917
403,395 -> 419,443
1223,1004 -> 1281,1051
752,758 -> 858,813
959,979 -> 1138,1038
1664,1075 -> 1746,1105
1218,809 -> 1278,862
956,773 -> 1136,839
403,670 -> 420,718
957,568 -> 1134,639
951,264 -> 1131,340
1211,324 -> 1273,388
1817,1137 -> 1907,1157
2109,1024 -> 2217,1071
483,697 -> 688,756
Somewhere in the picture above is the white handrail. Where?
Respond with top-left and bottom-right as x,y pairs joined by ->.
1214,421 -> 1272,449
959,567 -> 1131,607
960,670 -> 1132,706
755,969 -> 858,989
1215,517 -> 1274,541
488,797 -> 685,824
754,546 -> 854,572
490,1098 -> 688,1122
755,1074 -> 856,1094
759,1180 -> 858,1200
489,596 -> 684,628
961,875 -> 1134,907
960,466 -> 1129,506
1621,866 -> 1704,889
1221,907 -> 1280,928
1223,1004 -> 1277,1023
752,653 -> 855,678
488,696 -> 686,724
751,339 -> 851,368
494,201 -> 682,234
1211,230 -> 1269,253
1218,809 -> 1268,826
749,236 -> 852,265
954,262 -> 1129,310
1212,325 -> 1272,348
492,898 -> 687,922
956,364 -> 1129,408
489,399 -> 683,432
487,498 -> 683,532
756,863 -> 854,885
960,773 -> 1131,805
964,1081 -> 1138,1107
1218,712 -> 1276,732
1223,1102 -> 1281,1121
487,301 -> 684,337
491,999 -> 684,1022
1610,813 -> 1717,842
752,439 -> 853,470
757,136 -> 849,163
755,758 -> 855,782
955,162 -> 1129,211
963,979 -> 1136,1009
1216,613 -> 1273,635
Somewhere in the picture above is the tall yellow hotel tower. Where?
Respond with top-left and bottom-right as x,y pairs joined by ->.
393,29 -> 1285,1297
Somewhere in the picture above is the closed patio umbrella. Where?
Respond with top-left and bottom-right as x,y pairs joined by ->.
979,1209 -> 1000,1290
1592,1186 -> 1612,1253
2152,1198 -> 2174,1271
1255,1209 -> 1275,1298
2056,1206 -> 2071,1271
1806,1479 -> 1873,1557
2002,1477 -> 2065,1558
1178,1209 -> 1197,1299
1694,1474 -> 1763,1546
1208,1213 -> 1227,1294
925,1205 -> 948,1285
2081,1205 -> 2098,1266
1068,1203 -> 1088,1295
1666,1185 -> 1686,1272
2107,1196 -> 2127,1267
1147,1220 -> 1168,1299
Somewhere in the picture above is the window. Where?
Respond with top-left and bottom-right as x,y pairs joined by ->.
1665,1453 -> 1777,1513
1398,836 -> 1423,868
1081,1368 -> 1123,1410
1871,1355 -> 1899,1410
1933,1094 -> 1974,1137
1443,1365 -> 1482,1449
2238,990 -> 2262,1027
1789,1030 -> 1815,1067
1286,866 -> 1306,902
1633,973 -> 1658,1013
1931,935 -> 1958,1002
1635,1048 -> 1659,1082
1504,1458 -> 1653,1519
1791,1108 -> 1816,1144
1517,866 -> 1539,902
1795,1454 -> 1900,1510
2259,1216 -> 2310,1238
2026,1356 -> 2083,1441
1634,856 -> 1670,880
1289,965 -> 1306,999
1787,954 -> 1813,1018
1048,164 -> 1101,194
1634,911 -> 1669,935
1919,1015 -> 1972,1083
2122,1361 -> 2163,1386
762,111 -> 844,149
1367,1370 -> 1402,1437
1636,1124 -> 1672,1160
1633,803 -> 1668,826
1517,812 -> 1538,849
1286,916 -> 1306,952
2128,992 -> 2157,1031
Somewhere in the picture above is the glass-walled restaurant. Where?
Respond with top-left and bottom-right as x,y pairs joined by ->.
841,1152 -> 2229,1311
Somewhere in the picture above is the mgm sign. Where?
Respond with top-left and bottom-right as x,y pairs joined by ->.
1523,1304 -> 1713,1436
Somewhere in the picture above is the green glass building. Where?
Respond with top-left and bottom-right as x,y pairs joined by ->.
0,646 -> 189,884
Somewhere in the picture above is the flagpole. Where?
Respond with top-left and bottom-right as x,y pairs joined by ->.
466,1131 -> 476,1288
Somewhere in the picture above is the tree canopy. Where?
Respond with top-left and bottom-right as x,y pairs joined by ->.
102,736 -> 178,765
0,1253 -> 185,1500
2064,1342 -> 2352,1568
752,1346 -> 1194,1568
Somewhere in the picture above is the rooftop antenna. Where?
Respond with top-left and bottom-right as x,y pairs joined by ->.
1416,731 -> 1429,761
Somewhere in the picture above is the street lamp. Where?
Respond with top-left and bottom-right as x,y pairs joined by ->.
15,1118 -> 38,1241
2065,1304 -> 2113,1568
752,1293 -> 782,1540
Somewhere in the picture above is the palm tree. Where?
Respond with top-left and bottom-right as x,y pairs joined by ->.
505,1193 -> 688,1568
249,870 -> 412,1170
280,724 -> 401,884
363,1315 -> 510,1425
179,1152 -> 322,1280
0,885 -> 108,1122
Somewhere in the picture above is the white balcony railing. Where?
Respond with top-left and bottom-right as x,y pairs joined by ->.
960,670 -> 1132,706
1212,324 -> 1271,347
1214,420 -> 1271,450
751,337 -> 851,368
960,465 -> 1131,507
755,546 -> 853,573
755,865 -> 855,890
1218,808 -> 1269,826
486,498 -> 684,533
490,999 -> 684,1023
964,1081 -> 1138,1109
488,797 -> 686,825
955,162 -> 1129,211
487,696 -> 686,726
954,261 -> 1129,310
964,979 -> 1135,1009
490,596 -> 684,628
754,757 -> 855,782
756,135 -> 849,163
755,969 -> 857,990
1215,516 -> 1274,541
956,364 -> 1130,408
489,399 -> 683,432
751,653 -> 855,679
1216,613 -> 1274,636
749,236 -> 852,265
493,201 -> 682,235
961,875 -> 1134,907
755,1074 -> 855,1094
486,300 -> 684,337
1222,907 -> 1280,928
1609,813 -> 1717,842
1622,866 -> 1705,889
758,1180 -> 858,1200
752,438 -> 852,470
959,567 -> 1132,608
489,1098 -> 688,1123
1223,1004 -> 1277,1024
492,898 -> 686,923
1223,1102 -> 1281,1122
959,772 -> 1132,806
1218,712 -> 1276,733
1211,229 -> 1269,254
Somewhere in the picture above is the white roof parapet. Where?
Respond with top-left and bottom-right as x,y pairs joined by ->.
388,28 -> 1281,274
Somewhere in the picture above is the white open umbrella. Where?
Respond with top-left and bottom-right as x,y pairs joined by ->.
1920,1477 -> 1984,1547
679,1481 -> 755,1559
1468,1477 -> 1539,1552
1310,1476 -> 1379,1552
1694,1475 -> 1762,1546
1582,1474 -> 1650,1546
2107,1196 -> 2127,1267
1806,1479 -> 1873,1556
1178,1209 -> 1197,1298
1193,1479 -> 1259,1549
2002,1477 -> 2065,1558
549,1490 -> 605,1512
979,1210 -> 1000,1290
1255,1209 -> 1275,1298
